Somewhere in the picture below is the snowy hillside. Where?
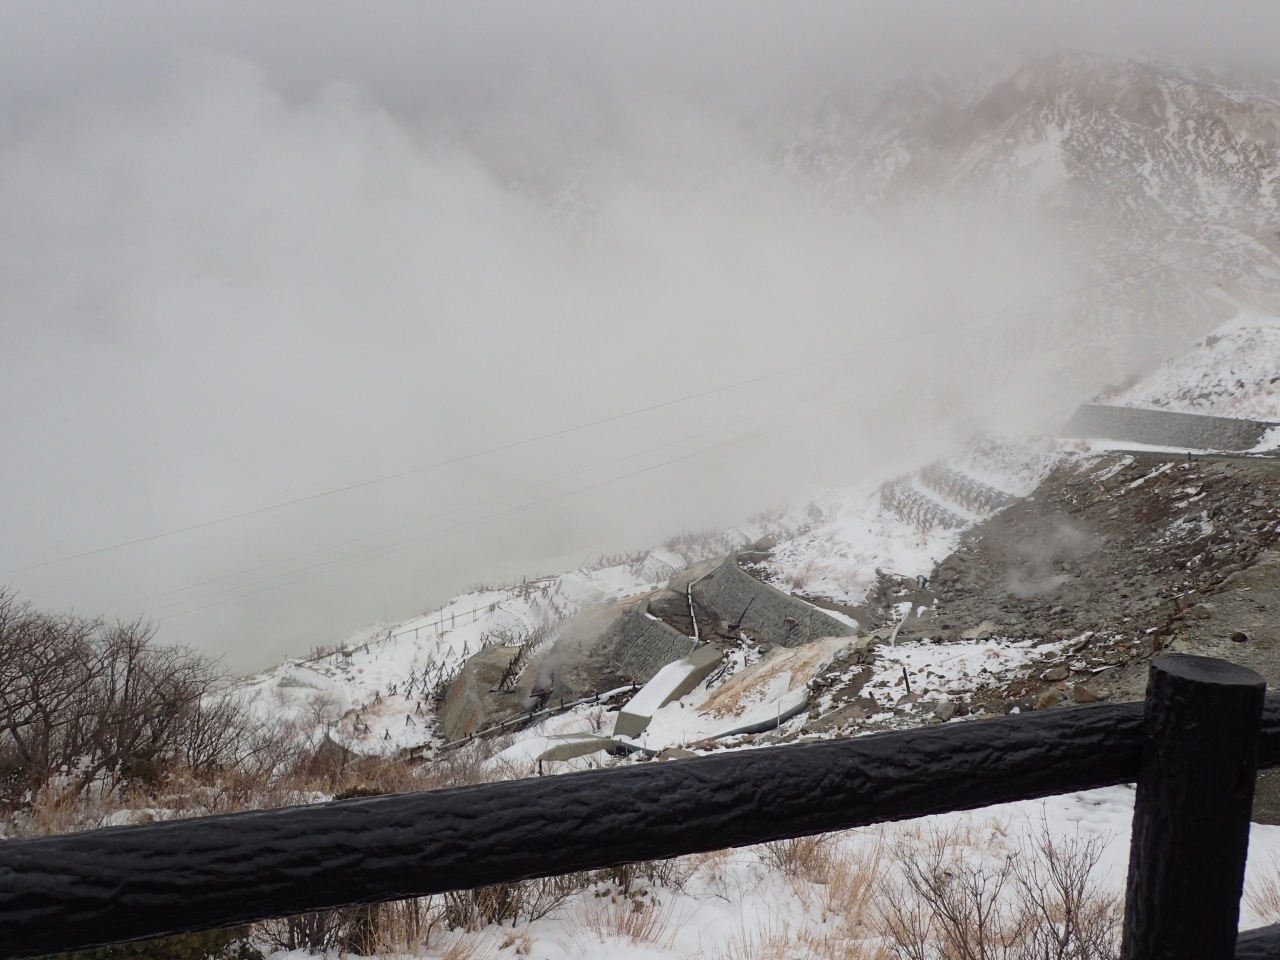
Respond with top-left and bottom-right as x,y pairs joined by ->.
1104,309 -> 1280,424
764,435 -> 1068,606
233,565 -> 654,756
785,53 -> 1280,232
231,526 -> 788,757
210,292 -> 1280,956
223,54 -> 1280,897
231,432 -> 1070,760
779,52 -> 1280,393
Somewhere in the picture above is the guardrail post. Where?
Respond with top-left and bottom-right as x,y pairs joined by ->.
1122,654 -> 1265,959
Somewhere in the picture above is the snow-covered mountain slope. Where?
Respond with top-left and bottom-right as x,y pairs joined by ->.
230,56 -> 1280,767
229,432 -> 1067,759
764,436 -> 1068,606
786,53 -> 1280,232
233,566 -> 653,756
230,525 -> 790,757
780,52 -> 1280,395
1103,309 -> 1280,424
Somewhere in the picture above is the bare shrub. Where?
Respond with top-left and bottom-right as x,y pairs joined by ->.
0,591 -> 254,811
887,832 -> 1022,960
760,833 -> 840,883
1012,822 -> 1120,959
443,874 -> 592,931
877,821 -> 1120,960
256,909 -> 351,954
257,898 -> 446,956
596,857 -> 698,896
178,692 -> 248,779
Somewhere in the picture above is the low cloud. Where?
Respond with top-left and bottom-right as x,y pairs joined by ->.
0,2 -> 1271,670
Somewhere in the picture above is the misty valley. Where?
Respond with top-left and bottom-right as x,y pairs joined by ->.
4,9 -> 1280,960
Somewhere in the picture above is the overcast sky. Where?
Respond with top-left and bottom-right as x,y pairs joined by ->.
2,1 -> 1278,672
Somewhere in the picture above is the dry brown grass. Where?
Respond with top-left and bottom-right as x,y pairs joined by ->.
760,833 -> 841,884
564,889 -> 685,950
705,917 -> 796,960
429,931 -> 500,960
698,639 -> 849,723
1247,854 -> 1280,925
818,842 -> 885,933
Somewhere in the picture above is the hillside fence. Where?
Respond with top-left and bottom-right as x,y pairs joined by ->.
1,654 -> 1279,959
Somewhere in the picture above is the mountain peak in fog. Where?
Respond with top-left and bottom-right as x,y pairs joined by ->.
782,52 -> 1280,232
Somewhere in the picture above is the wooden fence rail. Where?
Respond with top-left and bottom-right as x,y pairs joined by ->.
1,655 -> 1278,958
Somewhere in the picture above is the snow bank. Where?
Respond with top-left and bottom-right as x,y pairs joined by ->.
1107,310 -> 1280,425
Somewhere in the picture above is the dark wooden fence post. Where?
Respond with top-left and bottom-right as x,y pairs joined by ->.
1122,654 -> 1266,959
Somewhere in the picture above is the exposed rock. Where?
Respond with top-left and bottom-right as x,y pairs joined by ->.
1034,688 -> 1065,710
438,645 -> 524,742
1041,665 -> 1070,682
962,620 -> 997,640
1072,684 -> 1100,703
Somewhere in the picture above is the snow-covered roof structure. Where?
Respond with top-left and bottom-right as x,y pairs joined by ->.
613,644 -> 723,739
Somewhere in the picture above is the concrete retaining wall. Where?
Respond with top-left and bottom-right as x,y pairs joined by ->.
1062,404 -> 1275,451
610,604 -> 702,682
694,556 -> 854,647
548,601 -> 698,701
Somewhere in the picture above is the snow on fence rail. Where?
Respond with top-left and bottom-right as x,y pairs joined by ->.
0,655 -> 1277,959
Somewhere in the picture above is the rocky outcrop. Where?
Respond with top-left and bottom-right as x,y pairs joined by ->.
438,645 -> 524,742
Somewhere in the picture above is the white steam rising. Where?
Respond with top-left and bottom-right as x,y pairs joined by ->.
1,3 -> 1274,670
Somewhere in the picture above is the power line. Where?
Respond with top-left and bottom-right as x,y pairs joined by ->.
159,388 -> 869,618
155,283 -> 1224,617
138,379 -> 843,608
5,223 -> 1277,578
